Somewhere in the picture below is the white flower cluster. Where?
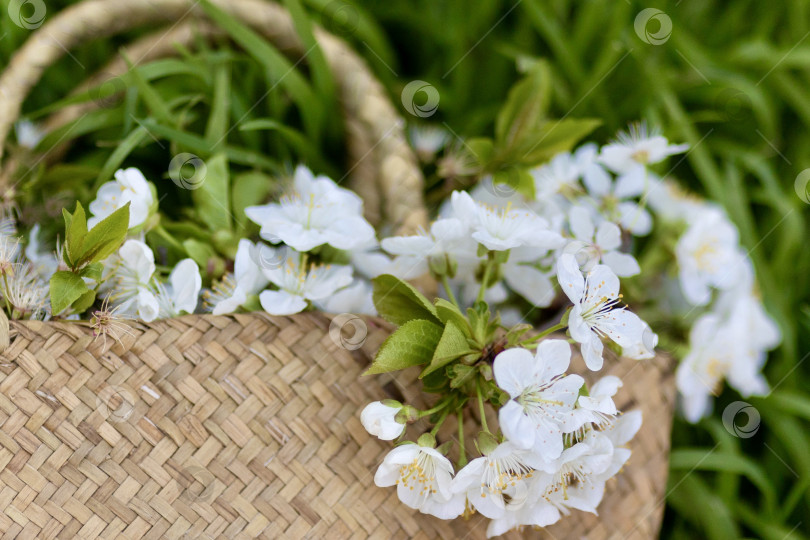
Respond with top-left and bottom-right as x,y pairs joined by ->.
649,183 -> 781,421
11,168 -> 202,324
360,125 -> 781,536
364,340 -> 641,537
208,165 -> 384,316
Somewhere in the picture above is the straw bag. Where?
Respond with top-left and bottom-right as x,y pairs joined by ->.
0,1 -> 676,538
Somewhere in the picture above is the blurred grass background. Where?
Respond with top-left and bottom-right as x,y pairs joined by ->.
2,0 -> 809,537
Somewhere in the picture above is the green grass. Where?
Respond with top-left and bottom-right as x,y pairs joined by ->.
2,0 -> 809,537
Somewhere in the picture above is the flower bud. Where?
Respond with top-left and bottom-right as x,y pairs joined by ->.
360,401 -> 406,440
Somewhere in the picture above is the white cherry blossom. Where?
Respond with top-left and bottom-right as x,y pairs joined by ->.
259,254 -> 353,316
375,444 -> 465,519
245,165 -> 376,252
88,168 -> 155,229
360,401 -> 405,440
451,190 -> 564,252
107,239 -> 159,322
494,340 -> 584,460
207,240 -> 271,315
156,259 -> 202,317
566,205 -> 640,277
452,441 -> 545,519
556,253 -> 649,371
675,207 -> 745,306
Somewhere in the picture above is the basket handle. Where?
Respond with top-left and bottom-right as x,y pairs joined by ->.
0,0 -> 427,234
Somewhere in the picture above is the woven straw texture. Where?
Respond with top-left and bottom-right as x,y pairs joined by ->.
0,313 -> 674,539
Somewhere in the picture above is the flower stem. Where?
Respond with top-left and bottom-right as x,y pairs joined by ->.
476,254 -> 495,304
430,407 -> 451,436
418,396 -> 453,418
441,274 -> 460,308
153,225 -> 184,253
457,410 -> 467,467
520,321 -> 567,345
2,273 -> 13,316
476,381 -> 490,433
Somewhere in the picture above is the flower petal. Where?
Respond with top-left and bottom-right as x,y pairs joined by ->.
493,348 -> 536,397
259,290 -> 308,315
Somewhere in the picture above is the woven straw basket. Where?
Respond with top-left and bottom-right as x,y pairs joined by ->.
0,1 -> 676,538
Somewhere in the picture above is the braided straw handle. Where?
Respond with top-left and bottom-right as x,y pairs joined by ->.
0,0 -> 428,234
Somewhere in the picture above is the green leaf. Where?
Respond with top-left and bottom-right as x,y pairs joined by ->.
364,319 -> 443,375
372,274 -> 440,326
94,125 -> 150,188
79,203 -> 131,265
121,55 -> 175,125
183,238 -> 216,266
495,61 -> 551,147
492,166 -> 536,199
49,271 -> 90,315
78,262 -> 104,282
515,118 -> 601,166
232,171 -> 276,232
448,364 -> 478,390
434,298 -> 471,335
205,62 -> 231,150
191,153 -> 232,232
466,137 -> 495,168
71,289 -> 97,314
421,321 -> 477,378
64,202 -> 88,268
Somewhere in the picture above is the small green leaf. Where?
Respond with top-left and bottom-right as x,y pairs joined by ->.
79,203 -> 131,265
492,167 -> 536,199
78,262 -> 104,281
50,271 -> 90,315
191,153 -> 232,232
64,202 -> 88,268
495,61 -> 551,147
183,238 -> 217,268
372,274 -> 440,326
364,319 -> 443,375
516,119 -> 601,166
434,298 -> 471,335
71,289 -> 97,313
448,364 -> 478,390
421,321 -> 477,378
466,137 -> 495,169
